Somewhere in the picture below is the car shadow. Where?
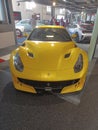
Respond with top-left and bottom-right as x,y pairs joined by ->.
0,82 -> 66,107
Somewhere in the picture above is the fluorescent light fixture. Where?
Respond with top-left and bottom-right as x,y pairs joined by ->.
46,35 -> 54,38
25,1 -> 36,10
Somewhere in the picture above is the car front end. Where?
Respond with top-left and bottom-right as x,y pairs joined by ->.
10,43 -> 88,94
79,23 -> 93,42
10,25 -> 88,94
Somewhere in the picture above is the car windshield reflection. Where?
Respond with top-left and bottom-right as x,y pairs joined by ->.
28,28 -> 72,42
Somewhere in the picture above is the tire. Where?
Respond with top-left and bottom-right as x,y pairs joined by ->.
74,32 -> 80,43
16,29 -> 22,37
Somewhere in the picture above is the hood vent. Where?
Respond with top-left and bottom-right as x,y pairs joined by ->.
28,52 -> 34,58
64,53 -> 70,58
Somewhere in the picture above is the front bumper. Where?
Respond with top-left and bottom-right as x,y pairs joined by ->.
12,74 -> 86,94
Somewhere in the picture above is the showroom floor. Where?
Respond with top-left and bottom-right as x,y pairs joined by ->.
0,41 -> 98,130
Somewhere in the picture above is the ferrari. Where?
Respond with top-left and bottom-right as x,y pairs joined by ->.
10,25 -> 88,94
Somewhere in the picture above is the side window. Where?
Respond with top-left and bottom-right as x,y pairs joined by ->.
73,25 -> 77,28
26,21 -> 31,25
21,20 -> 30,25
68,24 -> 76,28
28,21 -> 32,24
69,25 -> 77,28
21,21 -> 27,24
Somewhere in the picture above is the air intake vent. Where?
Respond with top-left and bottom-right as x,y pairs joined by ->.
64,53 -> 70,58
28,52 -> 34,58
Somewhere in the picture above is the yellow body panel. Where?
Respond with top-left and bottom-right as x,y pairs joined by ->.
10,25 -> 88,94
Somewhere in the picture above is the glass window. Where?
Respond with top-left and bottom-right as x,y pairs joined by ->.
25,2 -> 36,10
60,8 -> 65,14
0,0 -> 6,23
28,28 -> 72,42
21,20 -> 29,24
0,0 -> 11,24
68,24 -> 77,28
16,20 -> 31,25
47,6 -> 51,13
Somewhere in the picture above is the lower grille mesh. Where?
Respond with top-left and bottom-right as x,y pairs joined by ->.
18,78 -> 80,93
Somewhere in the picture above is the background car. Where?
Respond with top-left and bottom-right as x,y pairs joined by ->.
10,25 -> 88,94
15,19 -> 33,36
66,23 -> 93,43
15,19 -> 45,37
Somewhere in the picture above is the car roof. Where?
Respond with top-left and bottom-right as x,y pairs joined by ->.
21,19 -> 31,21
36,25 -> 65,29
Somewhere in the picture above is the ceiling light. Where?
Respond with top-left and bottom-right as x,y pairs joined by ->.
82,6 -> 85,9
53,2 -> 56,6
81,11 -> 84,15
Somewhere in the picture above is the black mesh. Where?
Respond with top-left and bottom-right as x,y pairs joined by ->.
18,78 -> 80,93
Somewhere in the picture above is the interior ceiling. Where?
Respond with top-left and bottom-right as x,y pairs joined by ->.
17,0 -> 98,13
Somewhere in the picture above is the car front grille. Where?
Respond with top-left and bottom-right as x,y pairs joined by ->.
18,78 -> 80,93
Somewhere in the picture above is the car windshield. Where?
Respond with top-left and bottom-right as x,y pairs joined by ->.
28,28 -> 72,42
80,24 -> 93,30
16,20 -> 31,25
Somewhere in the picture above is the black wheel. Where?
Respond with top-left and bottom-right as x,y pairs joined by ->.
74,32 -> 80,43
16,29 -> 22,37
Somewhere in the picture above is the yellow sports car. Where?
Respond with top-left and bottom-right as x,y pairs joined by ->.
10,25 -> 88,94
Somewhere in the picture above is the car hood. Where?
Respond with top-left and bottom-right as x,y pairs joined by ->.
18,40 -> 76,71
15,24 -> 24,28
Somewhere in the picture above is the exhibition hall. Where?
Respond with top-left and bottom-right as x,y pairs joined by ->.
0,0 -> 98,130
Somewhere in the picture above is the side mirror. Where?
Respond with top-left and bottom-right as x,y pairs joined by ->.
71,34 -> 77,39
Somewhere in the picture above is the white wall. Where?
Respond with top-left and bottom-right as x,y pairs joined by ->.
12,1 -> 51,20
0,32 -> 15,49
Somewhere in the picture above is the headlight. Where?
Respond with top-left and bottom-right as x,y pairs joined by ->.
74,54 -> 83,73
13,53 -> 24,72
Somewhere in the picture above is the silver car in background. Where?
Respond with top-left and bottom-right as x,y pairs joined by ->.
15,19 -> 33,36
15,19 -> 44,36
66,23 -> 94,43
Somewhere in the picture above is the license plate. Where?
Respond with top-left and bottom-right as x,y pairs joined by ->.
45,87 -> 52,91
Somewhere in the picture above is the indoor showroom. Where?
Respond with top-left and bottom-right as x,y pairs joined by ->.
0,0 -> 98,130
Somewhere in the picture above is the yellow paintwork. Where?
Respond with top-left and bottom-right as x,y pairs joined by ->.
10,25 -> 88,94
